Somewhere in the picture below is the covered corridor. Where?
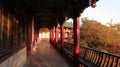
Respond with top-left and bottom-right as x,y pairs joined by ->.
23,38 -> 69,67
2,0 -> 120,67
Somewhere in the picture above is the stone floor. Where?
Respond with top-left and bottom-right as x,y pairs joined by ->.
23,39 -> 69,67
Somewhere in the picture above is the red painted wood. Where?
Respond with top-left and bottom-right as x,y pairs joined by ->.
60,25 -> 64,47
51,30 -> 52,41
52,29 -> 54,41
53,28 -> 55,42
50,30 -> 52,41
27,23 -> 32,56
73,17 -> 80,54
73,17 -> 80,67
55,28 -> 58,43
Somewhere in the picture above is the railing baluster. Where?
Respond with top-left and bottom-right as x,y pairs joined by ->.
118,58 -> 120,67
83,49 -> 87,59
85,49 -> 89,60
82,49 -> 84,57
106,55 -> 110,67
86,50 -> 90,61
103,54 -> 107,66
87,50 -> 90,61
112,56 -> 115,67
88,50 -> 91,61
90,51 -> 93,62
91,51 -> 95,62
92,51 -> 96,63
90,50 -> 94,62
110,56 -> 114,67
80,48 -> 83,57
91,51 -> 94,63
104,55 -> 108,67
115,57 -> 119,67
99,53 -> 104,66
96,52 -> 100,66
94,52 -> 98,64
83,49 -> 86,57
92,51 -> 95,63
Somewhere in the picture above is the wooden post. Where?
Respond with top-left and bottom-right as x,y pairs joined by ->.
51,28 -> 55,44
53,27 -> 55,45
27,22 -> 32,56
73,1 -> 80,66
60,24 -> 64,48
55,27 -> 58,43
52,29 -> 54,42
26,16 -> 33,56
73,17 -> 80,67
50,30 -> 52,42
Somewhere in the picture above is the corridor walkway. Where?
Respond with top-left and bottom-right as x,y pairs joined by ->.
23,38 -> 69,67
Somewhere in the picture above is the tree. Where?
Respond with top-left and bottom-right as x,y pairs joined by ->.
113,23 -> 120,32
80,18 -> 120,49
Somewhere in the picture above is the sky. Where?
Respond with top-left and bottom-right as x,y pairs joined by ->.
81,0 -> 120,25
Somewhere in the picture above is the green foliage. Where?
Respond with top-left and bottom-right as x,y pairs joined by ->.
63,22 -> 73,28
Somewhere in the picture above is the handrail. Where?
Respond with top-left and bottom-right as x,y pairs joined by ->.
63,42 -> 120,67
80,46 -> 120,58
63,48 -> 73,58
80,46 -> 120,67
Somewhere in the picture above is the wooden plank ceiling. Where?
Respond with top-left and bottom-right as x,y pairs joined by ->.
0,0 -> 98,30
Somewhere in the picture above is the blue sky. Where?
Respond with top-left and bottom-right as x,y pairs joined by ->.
81,0 -> 120,25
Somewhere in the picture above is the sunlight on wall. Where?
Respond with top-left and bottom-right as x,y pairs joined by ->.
39,32 -> 49,39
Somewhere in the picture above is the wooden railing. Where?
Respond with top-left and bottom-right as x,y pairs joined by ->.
62,42 -> 120,67
80,46 -> 120,67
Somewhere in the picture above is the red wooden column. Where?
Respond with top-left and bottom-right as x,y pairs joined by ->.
27,16 -> 32,56
49,29 -> 52,42
52,29 -> 54,42
50,29 -> 54,43
53,27 -> 56,44
73,17 -> 80,67
55,27 -> 58,44
51,27 -> 55,44
60,24 -> 64,48
27,24 -> 32,56
51,29 -> 52,41
72,1 -> 80,66
27,16 -> 35,56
